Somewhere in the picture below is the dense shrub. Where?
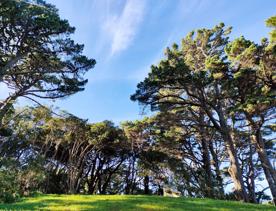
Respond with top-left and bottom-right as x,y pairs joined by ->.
0,159 -> 20,203
0,157 -> 46,203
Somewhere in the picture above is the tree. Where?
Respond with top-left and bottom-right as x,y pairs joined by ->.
0,158 -> 20,203
122,118 -> 177,195
224,20 -> 276,204
85,121 -> 128,194
266,16 -> 276,43
0,0 -> 95,126
153,111 -> 225,198
131,24 -> 249,202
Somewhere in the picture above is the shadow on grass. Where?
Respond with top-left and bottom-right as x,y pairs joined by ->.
0,195 -> 274,211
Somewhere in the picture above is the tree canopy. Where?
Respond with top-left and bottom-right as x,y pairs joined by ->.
0,0 -> 95,126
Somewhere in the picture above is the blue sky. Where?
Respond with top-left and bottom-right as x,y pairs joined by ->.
2,0 -> 275,124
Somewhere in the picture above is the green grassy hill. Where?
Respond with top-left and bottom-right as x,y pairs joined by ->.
0,195 -> 274,211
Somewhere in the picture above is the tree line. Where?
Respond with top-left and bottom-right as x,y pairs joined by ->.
0,0 -> 275,205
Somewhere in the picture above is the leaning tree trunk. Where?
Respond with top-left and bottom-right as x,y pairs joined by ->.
67,165 -> 78,194
226,135 -> 248,201
250,127 -> 276,205
209,140 -> 224,198
215,104 -> 249,202
197,112 -> 214,198
247,141 -> 257,203
203,90 -> 248,202
201,136 -> 214,198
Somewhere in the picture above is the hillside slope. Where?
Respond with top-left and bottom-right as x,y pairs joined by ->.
0,195 -> 274,211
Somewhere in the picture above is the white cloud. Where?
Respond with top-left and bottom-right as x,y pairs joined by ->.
103,0 -> 145,55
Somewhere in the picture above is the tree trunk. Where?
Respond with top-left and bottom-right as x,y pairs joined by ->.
251,128 -> 276,205
209,140 -> 224,198
68,170 -> 77,194
247,142 -> 256,203
201,137 -> 214,198
216,105 -> 249,202
203,98 -> 248,201
125,158 -> 133,194
144,175 -> 149,194
197,111 -> 214,198
223,130 -> 249,202
97,176 -> 102,194
245,114 -> 276,205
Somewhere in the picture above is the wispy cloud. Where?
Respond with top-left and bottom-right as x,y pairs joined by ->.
103,0 -> 145,55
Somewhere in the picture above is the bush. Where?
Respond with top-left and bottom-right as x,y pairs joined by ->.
0,159 -> 20,203
0,156 -> 47,203
0,192 -> 20,204
19,157 -> 46,196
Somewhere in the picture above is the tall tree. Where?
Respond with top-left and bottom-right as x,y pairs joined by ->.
131,24 -> 250,201
224,18 -> 276,203
0,0 -> 95,126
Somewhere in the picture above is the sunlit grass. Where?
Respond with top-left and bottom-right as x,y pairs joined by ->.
0,194 -> 274,211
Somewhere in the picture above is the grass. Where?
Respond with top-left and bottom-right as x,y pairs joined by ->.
0,194 -> 275,211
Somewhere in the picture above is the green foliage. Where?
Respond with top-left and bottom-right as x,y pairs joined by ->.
0,156 -> 46,203
131,23 -> 231,112
19,157 -> 46,196
266,16 -> 276,42
0,0 -> 95,125
131,16 -> 276,203
225,34 -> 275,116
0,159 -> 20,203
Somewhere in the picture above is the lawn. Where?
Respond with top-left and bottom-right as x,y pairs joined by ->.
0,195 -> 274,211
